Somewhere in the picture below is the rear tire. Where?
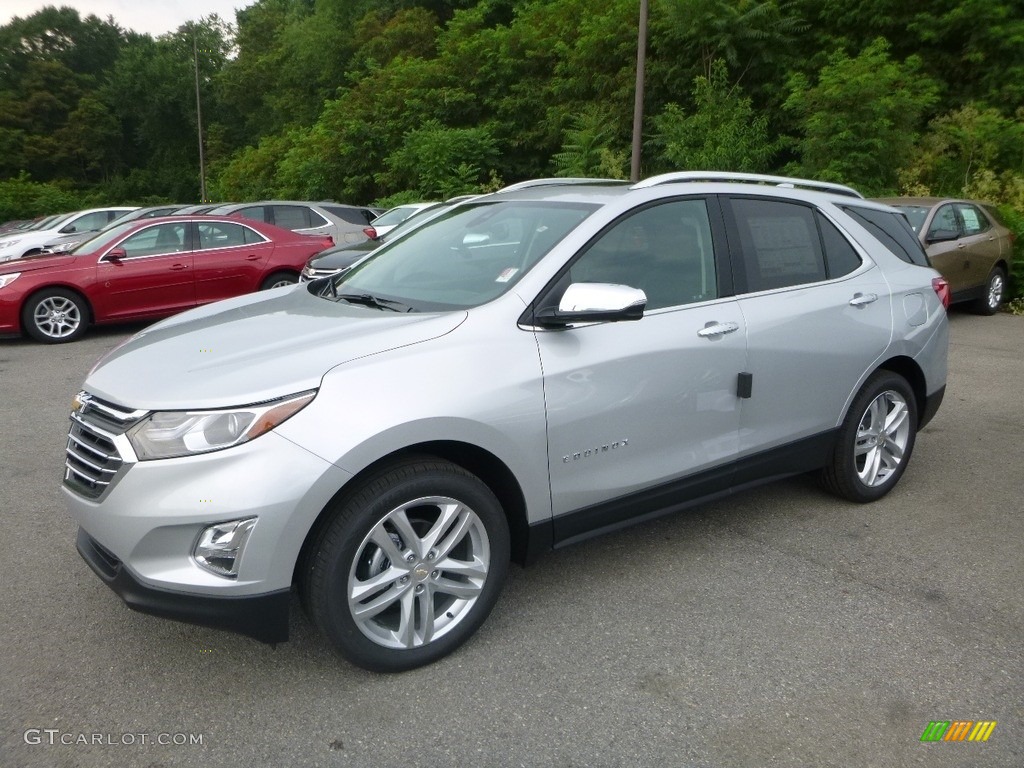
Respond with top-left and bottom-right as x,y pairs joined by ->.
260,271 -> 298,290
971,266 -> 1006,315
822,371 -> 917,503
304,457 -> 510,672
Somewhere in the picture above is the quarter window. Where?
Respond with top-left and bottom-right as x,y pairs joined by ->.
569,199 -> 718,310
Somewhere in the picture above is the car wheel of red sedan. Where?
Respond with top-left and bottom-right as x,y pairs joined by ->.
22,288 -> 89,343
260,271 -> 298,290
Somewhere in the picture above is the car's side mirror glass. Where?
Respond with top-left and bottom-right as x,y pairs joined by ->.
60,224 -> 77,234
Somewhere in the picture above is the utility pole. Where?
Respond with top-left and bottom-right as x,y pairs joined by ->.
193,34 -> 207,203
630,0 -> 649,182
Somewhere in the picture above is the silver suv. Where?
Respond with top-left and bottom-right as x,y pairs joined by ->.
206,200 -> 380,245
64,173 -> 949,671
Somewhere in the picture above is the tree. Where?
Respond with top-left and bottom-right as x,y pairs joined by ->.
649,60 -> 780,173
783,38 -> 939,193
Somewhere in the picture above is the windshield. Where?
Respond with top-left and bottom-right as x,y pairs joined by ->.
893,205 -> 929,234
70,221 -> 140,255
323,200 -> 597,311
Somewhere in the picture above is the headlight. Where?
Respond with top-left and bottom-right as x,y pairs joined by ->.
127,390 -> 316,460
0,272 -> 20,289
47,242 -> 75,253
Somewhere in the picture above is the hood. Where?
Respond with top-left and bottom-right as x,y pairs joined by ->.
0,252 -> 78,272
85,285 -> 467,410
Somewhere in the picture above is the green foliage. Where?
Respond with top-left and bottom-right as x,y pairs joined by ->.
784,38 -> 939,193
0,174 -> 82,221
553,107 -> 627,179
381,120 -> 499,198
649,60 -> 780,173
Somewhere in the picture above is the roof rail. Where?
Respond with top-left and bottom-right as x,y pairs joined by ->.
496,178 -> 629,193
632,171 -> 863,199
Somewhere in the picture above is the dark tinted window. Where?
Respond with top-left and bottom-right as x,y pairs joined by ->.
730,199 -> 826,291
817,213 -> 861,278
841,205 -> 930,266
569,199 -> 718,310
271,205 -> 310,230
322,205 -> 374,225
236,206 -> 268,223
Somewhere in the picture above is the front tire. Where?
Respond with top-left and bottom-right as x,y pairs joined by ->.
971,266 -> 1006,315
22,288 -> 89,343
822,371 -> 917,503
305,458 -> 510,672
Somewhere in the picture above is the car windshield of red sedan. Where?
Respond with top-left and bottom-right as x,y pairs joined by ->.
324,201 -> 597,312
70,221 -> 139,255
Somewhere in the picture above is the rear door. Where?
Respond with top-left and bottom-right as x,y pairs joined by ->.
723,197 -> 892,463
193,221 -> 275,303
534,197 -> 747,541
923,203 -> 970,294
94,222 -> 194,320
954,202 -> 1002,290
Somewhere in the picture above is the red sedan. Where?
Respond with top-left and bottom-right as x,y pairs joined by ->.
0,216 -> 333,343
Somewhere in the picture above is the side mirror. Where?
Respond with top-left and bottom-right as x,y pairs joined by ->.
535,283 -> 647,328
106,248 -> 127,262
926,228 -> 959,244
60,224 -> 78,234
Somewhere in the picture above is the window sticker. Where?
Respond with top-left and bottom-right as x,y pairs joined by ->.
960,207 -> 981,233
495,267 -> 519,283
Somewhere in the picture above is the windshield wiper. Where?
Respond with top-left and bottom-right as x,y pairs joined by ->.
337,293 -> 411,312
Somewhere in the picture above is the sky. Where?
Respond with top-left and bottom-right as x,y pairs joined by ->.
1,0 -> 258,37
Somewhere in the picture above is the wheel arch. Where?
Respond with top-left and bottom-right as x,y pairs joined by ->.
20,283 -> 95,332
293,440 -> 532,590
876,355 -> 927,426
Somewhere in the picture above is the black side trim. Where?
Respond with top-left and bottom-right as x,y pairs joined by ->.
77,528 -> 290,644
549,430 -> 840,549
919,384 -> 945,430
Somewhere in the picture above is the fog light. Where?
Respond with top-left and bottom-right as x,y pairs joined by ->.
193,518 -> 257,578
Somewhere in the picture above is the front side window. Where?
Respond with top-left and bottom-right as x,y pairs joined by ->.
730,198 -> 826,292
328,201 -> 597,311
566,199 -> 718,310
116,223 -> 188,258
66,211 -> 110,233
927,204 -> 959,239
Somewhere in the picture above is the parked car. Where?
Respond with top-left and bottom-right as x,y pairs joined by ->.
207,200 -> 381,245
364,202 -> 440,239
64,173 -> 948,672
42,205 -> 192,255
300,200 -> 461,281
0,215 -> 332,343
874,197 -> 1015,314
0,207 -> 138,263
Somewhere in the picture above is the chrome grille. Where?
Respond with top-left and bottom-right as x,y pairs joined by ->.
64,393 -> 147,499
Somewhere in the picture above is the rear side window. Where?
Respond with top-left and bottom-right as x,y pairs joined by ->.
840,205 -> 930,266
729,198 -> 826,291
271,205 -> 310,230
322,205 -> 374,225
236,206 -> 268,223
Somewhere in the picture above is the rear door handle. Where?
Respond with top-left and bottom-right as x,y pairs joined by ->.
169,264 -> 188,271
246,254 -> 260,261
697,321 -> 740,338
849,293 -> 878,307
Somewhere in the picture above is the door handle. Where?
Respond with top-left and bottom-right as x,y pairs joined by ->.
246,254 -> 260,261
697,321 -> 740,338
849,293 -> 878,307
169,264 -> 188,271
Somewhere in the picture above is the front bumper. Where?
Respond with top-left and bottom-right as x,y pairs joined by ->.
77,528 -> 290,643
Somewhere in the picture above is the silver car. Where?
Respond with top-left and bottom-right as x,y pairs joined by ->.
64,173 -> 949,671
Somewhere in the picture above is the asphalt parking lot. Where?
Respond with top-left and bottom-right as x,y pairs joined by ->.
0,309 -> 1021,768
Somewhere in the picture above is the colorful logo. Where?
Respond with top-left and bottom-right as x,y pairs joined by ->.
920,721 -> 997,742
